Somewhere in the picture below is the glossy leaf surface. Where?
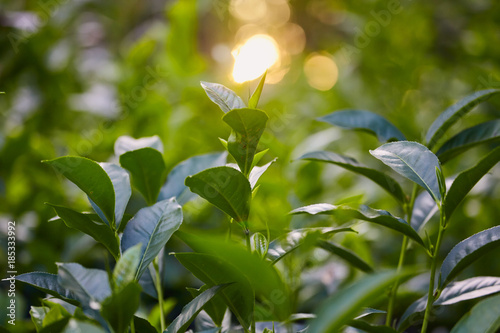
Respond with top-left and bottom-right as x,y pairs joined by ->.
15,273 -> 78,305
201,81 -> 245,113
114,135 -> 164,156
57,263 -> 111,304
101,282 -> 141,333
451,293 -> 500,333
317,240 -> 373,273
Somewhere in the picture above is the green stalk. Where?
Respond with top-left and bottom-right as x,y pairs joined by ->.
153,258 -> 166,332
245,226 -> 251,252
421,209 -> 446,333
130,318 -> 136,333
386,184 -> 418,327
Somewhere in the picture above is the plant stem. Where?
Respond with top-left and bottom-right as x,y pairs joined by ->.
386,184 -> 419,327
421,210 -> 446,333
245,226 -> 251,252
153,258 -> 166,332
130,318 -> 136,333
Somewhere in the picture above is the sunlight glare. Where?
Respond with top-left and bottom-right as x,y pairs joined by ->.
232,34 -> 280,83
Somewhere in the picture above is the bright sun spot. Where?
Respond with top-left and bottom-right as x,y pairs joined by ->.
232,34 -> 279,83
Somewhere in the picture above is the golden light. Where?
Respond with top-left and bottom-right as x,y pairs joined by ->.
304,53 -> 338,91
232,34 -> 280,83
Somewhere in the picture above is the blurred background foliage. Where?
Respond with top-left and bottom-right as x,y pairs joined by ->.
1,0 -> 500,331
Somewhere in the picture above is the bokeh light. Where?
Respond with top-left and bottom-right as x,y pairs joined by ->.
232,34 -> 280,83
304,53 -> 338,91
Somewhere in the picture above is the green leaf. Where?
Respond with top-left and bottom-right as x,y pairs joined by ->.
186,286 -> 227,326
349,320 -> 399,333
248,70 -> 267,108
14,273 -> 78,305
251,232 -> 268,258
290,204 -> 425,248
30,306 -> 50,331
399,276 -> 500,331
451,293 -> 500,333
114,135 -> 163,156
46,204 -> 120,259
444,146 -> 500,220
165,284 -> 230,333
308,270 -> 415,333
176,232 -> 291,322
267,227 -> 355,264
175,252 -> 254,330
57,263 -> 111,304
101,282 -> 142,333
60,319 -> 106,333
250,149 -> 269,169
113,244 -> 142,291
437,120 -> 500,163
223,108 -> 269,175
439,226 -> 500,288
370,141 -> 442,202
300,151 -> 406,204
133,316 -> 159,333
43,156 -> 116,225
121,198 -> 183,279
185,166 -> 251,223
158,152 -> 227,204
426,89 -> 500,149
317,240 -> 373,273
318,110 -> 406,142
249,158 -> 276,189
410,190 -> 439,232
201,81 -> 246,113
120,148 -> 166,205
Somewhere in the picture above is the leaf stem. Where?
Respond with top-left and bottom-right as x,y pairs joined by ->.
130,318 -> 136,333
153,258 -> 166,332
386,184 -> 418,327
245,226 -> 251,252
421,209 -> 446,333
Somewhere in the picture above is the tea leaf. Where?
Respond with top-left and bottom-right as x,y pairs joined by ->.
249,158 -> 276,189
113,244 -> 142,290
248,70 -> 267,108
57,263 -> 111,304
451,293 -> 500,333
114,135 -> 164,156
201,81 -> 245,113
101,282 -> 141,333
15,273 -> 78,305
317,240 -> 373,273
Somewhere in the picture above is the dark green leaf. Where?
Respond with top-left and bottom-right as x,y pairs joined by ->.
101,282 -> 142,333
440,226 -> 500,288
445,146 -> 500,220
165,284 -> 230,333
370,141 -> 442,202
349,320 -> 399,333
318,110 -> 406,142
120,148 -> 166,205
121,198 -> 183,279
113,244 -> 142,290
200,81 -> 245,113
185,166 -> 251,222
46,204 -> 120,259
249,158 -> 276,189
57,263 -> 111,304
43,156 -> 116,225
308,270 -> 415,333
248,70 -> 267,108
411,191 -> 438,232
158,152 -> 227,204
223,108 -> 269,176
451,293 -> 500,333
290,204 -> 425,248
133,316 -> 159,333
187,286 -> 227,327
114,135 -> 164,156
317,240 -> 373,273
14,273 -> 78,305
426,89 -> 500,149
437,120 -> 500,163
300,151 -> 406,204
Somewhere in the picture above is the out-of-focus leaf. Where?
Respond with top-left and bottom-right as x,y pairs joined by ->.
318,110 -> 406,142
399,276 -> 500,331
249,158 -> 276,189
248,71 -> 267,108
426,89 -> 500,149
46,204 -> 119,259
437,120 -> 500,163
158,152 -> 227,204
164,284 -> 230,333
251,149 -> 269,169
121,198 -> 183,279
251,232 -> 268,258
308,270 -> 415,333
120,148 -> 166,205
451,293 -> 500,333
43,156 -> 116,225
113,244 -> 142,291
290,204 -> 425,248
101,282 -> 142,333
187,286 -> 227,327
223,108 -> 269,176
57,263 -> 111,304
14,273 -> 78,305
300,151 -> 406,204
370,142 -> 442,202
114,135 -> 164,156
200,81 -> 245,113
445,146 -> 500,220
439,226 -> 500,288
185,166 -> 251,223
317,240 -> 373,273
349,320 -> 398,333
